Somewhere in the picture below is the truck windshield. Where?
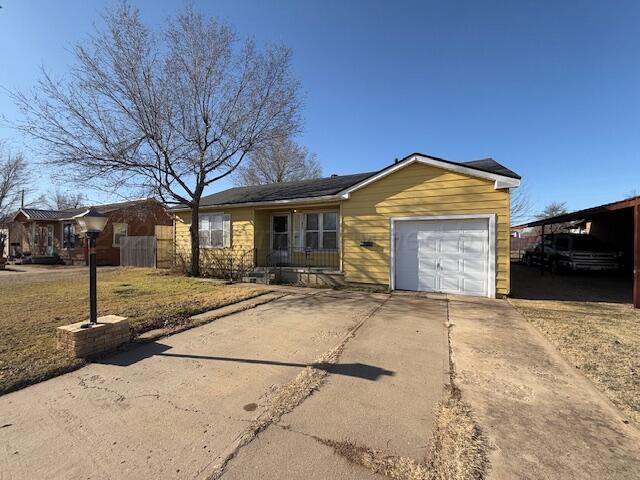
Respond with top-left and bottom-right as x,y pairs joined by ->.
571,236 -> 607,251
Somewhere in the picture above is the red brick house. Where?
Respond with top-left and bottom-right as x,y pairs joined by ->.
7,199 -> 172,266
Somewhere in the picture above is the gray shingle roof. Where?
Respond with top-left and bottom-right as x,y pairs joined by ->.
199,172 -> 376,207
194,154 -> 520,208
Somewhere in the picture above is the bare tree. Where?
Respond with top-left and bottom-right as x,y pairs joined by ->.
46,190 -> 87,210
10,3 -> 301,276
232,138 -> 321,186
0,142 -> 29,221
625,189 -> 639,199
536,201 -> 569,234
510,182 -> 532,225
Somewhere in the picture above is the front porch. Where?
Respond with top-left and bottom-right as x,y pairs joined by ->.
253,205 -> 341,271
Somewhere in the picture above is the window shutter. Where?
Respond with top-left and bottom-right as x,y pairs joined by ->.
293,213 -> 304,248
223,214 -> 231,248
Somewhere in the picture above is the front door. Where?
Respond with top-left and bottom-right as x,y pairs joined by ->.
271,214 -> 290,265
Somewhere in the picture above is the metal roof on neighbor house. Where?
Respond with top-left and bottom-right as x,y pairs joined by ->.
13,199 -> 159,222
194,155 -> 519,208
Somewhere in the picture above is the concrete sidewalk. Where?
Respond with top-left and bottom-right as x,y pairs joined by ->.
448,296 -> 640,480
221,294 -> 449,479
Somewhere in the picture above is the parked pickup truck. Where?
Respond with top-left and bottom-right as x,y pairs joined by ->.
522,233 -> 623,273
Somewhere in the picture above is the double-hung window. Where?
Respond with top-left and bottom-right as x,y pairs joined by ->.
113,223 -> 128,247
199,213 -> 231,248
62,222 -> 76,249
304,212 -> 338,250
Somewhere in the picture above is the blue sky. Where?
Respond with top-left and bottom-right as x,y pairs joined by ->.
1,0 -> 639,219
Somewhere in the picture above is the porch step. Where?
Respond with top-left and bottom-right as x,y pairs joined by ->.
242,270 -> 276,283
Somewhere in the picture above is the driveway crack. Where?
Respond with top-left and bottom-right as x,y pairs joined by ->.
206,296 -> 391,479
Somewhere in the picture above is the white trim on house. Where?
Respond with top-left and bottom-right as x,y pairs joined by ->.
389,213 -> 497,298
340,155 -> 520,199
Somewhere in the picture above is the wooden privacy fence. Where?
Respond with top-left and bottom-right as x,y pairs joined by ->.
120,226 -> 175,268
120,236 -> 156,268
155,225 -> 173,269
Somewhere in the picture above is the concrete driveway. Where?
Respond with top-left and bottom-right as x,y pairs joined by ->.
0,290 -> 448,480
449,295 -> 640,479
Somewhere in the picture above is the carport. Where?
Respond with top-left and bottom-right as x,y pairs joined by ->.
513,195 -> 639,308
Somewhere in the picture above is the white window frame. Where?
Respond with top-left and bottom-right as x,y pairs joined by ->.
112,223 -> 128,248
61,222 -> 76,250
303,211 -> 339,251
198,213 -> 231,249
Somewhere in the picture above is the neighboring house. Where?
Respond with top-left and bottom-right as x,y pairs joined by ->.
173,153 -> 521,298
8,199 -> 172,266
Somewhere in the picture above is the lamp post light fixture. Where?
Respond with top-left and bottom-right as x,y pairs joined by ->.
73,207 -> 108,327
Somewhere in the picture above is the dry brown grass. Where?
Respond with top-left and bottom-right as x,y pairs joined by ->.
0,268 -> 262,395
426,390 -> 488,480
509,296 -> 640,425
318,389 -> 487,480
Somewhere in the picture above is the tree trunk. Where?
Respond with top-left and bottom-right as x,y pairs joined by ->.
189,203 -> 200,277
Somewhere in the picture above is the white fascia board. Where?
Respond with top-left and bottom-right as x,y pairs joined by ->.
340,154 -> 520,197
13,208 -> 30,220
172,194 -> 343,213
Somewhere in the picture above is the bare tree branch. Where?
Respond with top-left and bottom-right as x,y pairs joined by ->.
9,2 -> 302,275
510,182 -> 532,225
0,142 -> 30,221
46,190 -> 88,210
232,137 -> 321,186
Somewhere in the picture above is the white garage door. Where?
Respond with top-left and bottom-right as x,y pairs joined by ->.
394,218 -> 491,297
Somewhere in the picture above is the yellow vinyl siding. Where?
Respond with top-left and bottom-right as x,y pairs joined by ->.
341,162 -> 511,295
174,207 -> 255,260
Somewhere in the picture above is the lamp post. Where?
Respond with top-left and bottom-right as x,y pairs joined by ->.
73,207 -> 108,327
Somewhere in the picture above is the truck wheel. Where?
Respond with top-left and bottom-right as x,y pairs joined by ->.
525,255 -> 532,267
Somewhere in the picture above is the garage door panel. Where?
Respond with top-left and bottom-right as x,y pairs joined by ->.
462,278 -> 486,296
395,217 -> 490,297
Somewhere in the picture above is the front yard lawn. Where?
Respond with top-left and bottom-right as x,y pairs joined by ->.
0,268 -> 263,395
510,294 -> 640,426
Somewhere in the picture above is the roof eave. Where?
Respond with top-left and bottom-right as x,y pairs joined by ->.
172,193 -> 345,212
338,154 -> 520,198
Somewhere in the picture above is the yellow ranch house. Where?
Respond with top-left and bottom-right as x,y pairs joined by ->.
173,153 -> 521,298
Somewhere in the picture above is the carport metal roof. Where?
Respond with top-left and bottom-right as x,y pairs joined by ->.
513,195 -> 640,309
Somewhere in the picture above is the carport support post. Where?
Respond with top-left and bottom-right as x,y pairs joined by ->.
540,223 -> 545,276
634,204 -> 639,309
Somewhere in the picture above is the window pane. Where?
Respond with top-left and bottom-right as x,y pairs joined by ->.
306,231 -> 319,249
323,231 -> 337,250
199,215 -> 210,231
273,215 -> 288,233
273,233 -> 288,249
323,212 -> 337,231
211,230 -> 223,248
306,213 -> 319,230
113,224 -> 127,246
212,214 -> 223,230
199,231 -> 211,247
